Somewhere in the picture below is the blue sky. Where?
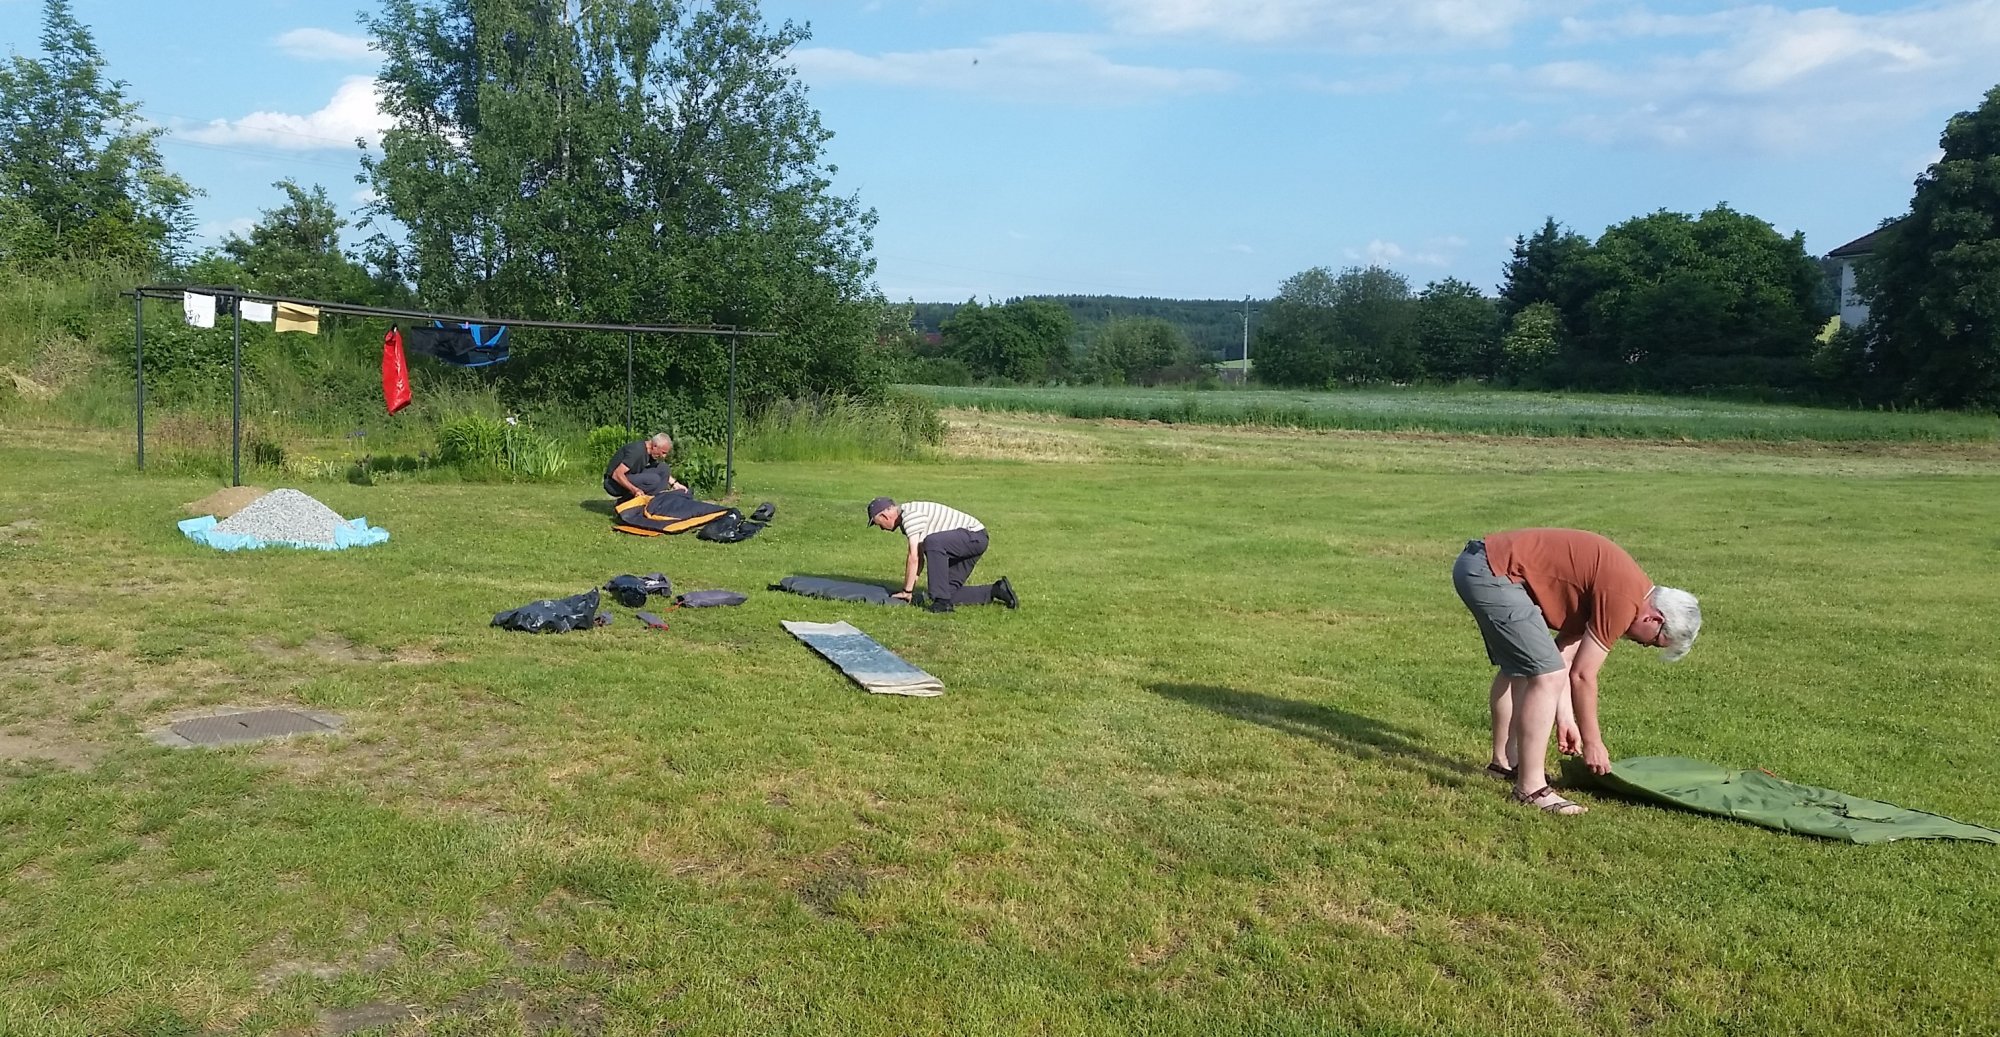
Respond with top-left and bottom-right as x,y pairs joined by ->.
6,0 -> 1997,302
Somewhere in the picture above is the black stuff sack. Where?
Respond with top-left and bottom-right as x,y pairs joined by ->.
696,512 -> 764,543
677,590 -> 748,607
493,589 -> 602,633
604,573 -> 671,608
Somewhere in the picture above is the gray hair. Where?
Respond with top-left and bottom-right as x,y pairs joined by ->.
1650,586 -> 1702,662
648,433 -> 673,449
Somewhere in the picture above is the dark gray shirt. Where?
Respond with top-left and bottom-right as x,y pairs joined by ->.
605,440 -> 667,486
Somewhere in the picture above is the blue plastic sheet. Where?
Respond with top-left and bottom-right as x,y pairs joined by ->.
178,514 -> 390,552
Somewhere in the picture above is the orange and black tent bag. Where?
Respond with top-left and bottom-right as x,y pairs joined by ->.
612,493 -> 733,536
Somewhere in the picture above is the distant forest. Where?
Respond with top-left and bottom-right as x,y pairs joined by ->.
908,296 -> 1259,362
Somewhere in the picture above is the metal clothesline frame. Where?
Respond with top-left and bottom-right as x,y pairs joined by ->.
128,285 -> 779,494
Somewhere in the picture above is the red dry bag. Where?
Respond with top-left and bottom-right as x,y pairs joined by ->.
382,327 -> 412,414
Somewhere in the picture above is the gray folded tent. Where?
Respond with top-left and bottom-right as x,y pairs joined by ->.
773,575 -> 912,606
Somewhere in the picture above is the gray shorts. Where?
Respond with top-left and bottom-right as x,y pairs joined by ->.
1452,540 -> 1564,677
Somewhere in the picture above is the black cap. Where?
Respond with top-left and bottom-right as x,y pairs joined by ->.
867,496 -> 895,525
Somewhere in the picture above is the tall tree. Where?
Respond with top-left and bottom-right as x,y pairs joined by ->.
1861,83 -> 2000,409
1570,205 -> 1822,390
362,0 -> 881,415
1254,266 -> 1341,388
196,180 -> 376,302
0,0 -> 194,269
1089,316 -> 1189,385
942,298 -> 1072,382
1415,277 -> 1500,381
1501,302 -> 1562,383
1328,265 -> 1417,383
1499,217 -> 1589,322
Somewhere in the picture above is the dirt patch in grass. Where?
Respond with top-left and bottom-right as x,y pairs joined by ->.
183,485 -> 269,519
253,635 -> 390,664
0,726 -> 105,771
318,1000 -> 416,1036
250,636 -> 452,666
792,857 -> 876,918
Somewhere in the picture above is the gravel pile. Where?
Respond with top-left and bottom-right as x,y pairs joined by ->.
211,489 -> 348,545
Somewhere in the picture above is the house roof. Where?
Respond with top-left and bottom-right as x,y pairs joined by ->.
1827,222 -> 1901,258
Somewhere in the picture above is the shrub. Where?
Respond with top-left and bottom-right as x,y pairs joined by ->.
673,442 -> 728,497
438,414 -> 506,468
506,429 -> 573,480
586,425 -> 631,466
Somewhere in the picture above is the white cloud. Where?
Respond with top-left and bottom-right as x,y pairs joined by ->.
791,33 -> 1237,103
1469,119 -> 1533,144
1342,237 -> 1459,268
1554,9 -> 1745,44
1294,72 -> 1414,95
180,76 -> 389,151
353,187 -> 382,206
1227,243 -> 1254,253
1088,0 -> 1556,49
1503,1 -> 2000,153
274,27 -> 377,62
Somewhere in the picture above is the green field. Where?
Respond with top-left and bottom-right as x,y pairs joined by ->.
3,414 -> 1998,1036
911,384 -> 2000,442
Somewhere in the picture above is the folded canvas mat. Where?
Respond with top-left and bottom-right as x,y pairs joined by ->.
781,620 -> 942,697
1563,756 -> 2000,844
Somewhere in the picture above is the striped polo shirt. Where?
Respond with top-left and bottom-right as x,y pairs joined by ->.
897,501 -> 984,546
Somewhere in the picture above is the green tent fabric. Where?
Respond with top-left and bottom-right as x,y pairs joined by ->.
1562,756 -> 2000,844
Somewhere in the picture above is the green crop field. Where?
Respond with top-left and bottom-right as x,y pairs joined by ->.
3,414 -> 1998,1036
910,384 -> 2000,443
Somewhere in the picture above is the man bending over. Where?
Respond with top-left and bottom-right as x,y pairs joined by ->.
1451,527 -> 1702,815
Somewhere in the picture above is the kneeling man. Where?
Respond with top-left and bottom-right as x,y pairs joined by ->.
1452,527 -> 1701,816
867,497 -> 1018,614
603,433 -> 687,502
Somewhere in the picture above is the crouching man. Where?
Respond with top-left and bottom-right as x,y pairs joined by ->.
867,497 -> 1018,614
1451,527 -> 1701,816
603,433 -> 687,502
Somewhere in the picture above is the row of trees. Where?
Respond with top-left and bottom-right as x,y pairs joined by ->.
1255,85 -> 2000,408
1257,205 -> 1829,393
887,297 -> 1212,386
2,0 -> 893,424
911,296 -> 1251,363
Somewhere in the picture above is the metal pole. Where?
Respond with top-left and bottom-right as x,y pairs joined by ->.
625,332 -> 635,434
231,299 -> 243,487
134,291 -> 145,470
1242,295 -> 1251,382
726,334 -> 737,496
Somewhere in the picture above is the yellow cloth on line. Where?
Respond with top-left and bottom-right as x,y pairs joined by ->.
274,303 -> 320,335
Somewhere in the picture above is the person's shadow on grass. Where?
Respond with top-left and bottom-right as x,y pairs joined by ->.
1146,682 -> 1478,787
579,499 -> 616,516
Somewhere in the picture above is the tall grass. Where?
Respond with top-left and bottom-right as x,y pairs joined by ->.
910,384 -> 2000,443
737,392 -> 946,462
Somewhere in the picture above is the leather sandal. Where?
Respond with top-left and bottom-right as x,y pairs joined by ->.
1485,762 -> 1517,781
1513,785 -> 1587,816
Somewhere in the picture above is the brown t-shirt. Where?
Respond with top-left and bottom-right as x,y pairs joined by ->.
1483,528 -> 1653,651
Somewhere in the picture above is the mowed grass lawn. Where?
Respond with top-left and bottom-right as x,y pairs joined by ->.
3,418 -> 1998,1036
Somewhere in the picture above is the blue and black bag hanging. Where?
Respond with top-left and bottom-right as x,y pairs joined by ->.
408,320 -> 510,367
